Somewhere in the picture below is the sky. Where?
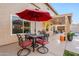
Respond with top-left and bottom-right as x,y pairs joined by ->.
50,3 -> 79,24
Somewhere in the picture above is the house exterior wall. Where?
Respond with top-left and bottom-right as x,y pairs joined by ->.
50,14 -> 72,41
51,14 -> 72,32
0,3 -> 55,46
34,3 -> 55,16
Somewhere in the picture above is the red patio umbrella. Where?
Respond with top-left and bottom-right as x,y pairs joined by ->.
16,9 -> 52,34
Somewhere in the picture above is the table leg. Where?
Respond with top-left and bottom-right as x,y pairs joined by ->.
32,38 -> 35,52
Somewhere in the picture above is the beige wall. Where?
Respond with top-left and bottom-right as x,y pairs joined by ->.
34,3 -> 55,16
0,3 -> 55,46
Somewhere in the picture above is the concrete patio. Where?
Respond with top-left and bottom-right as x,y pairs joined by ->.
65,33 -> 79,54
0,33 -> 79,56
0,34 -> 66,56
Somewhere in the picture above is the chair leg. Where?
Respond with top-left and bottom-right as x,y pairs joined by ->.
37,45 -> 49,54
17,48 -> 31,56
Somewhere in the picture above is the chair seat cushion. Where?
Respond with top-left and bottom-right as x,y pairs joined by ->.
19,40 -> 32,48
36,39 -> 48,45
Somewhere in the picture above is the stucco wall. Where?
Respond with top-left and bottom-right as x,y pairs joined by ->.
0,3 -> 54,46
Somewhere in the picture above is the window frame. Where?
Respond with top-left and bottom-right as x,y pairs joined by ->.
10,15 -> 31,35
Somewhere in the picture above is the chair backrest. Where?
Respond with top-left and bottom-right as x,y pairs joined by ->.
16,34 -> 23,43
25,35 -> 30,40
37,35 -> 48,42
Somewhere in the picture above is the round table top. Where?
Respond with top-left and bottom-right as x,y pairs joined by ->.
25,33 -> 44,38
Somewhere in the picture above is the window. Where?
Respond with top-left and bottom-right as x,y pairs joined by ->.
52,17 -> 65,25
11,15 -> 31,34
57,26 -> 65,32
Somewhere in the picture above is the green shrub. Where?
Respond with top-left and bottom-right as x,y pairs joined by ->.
67,32 -> 75,37
64,50 -> 79,56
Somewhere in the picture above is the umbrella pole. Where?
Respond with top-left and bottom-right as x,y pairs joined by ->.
34,21 -> 36,35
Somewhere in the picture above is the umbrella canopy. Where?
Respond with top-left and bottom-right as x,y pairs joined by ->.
16,9 -> 52,34
16,9 -> 52,21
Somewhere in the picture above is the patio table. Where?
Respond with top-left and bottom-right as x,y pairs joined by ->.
25,33 -> 44,52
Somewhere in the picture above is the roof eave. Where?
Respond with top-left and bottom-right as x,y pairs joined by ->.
44,3 -> 58,15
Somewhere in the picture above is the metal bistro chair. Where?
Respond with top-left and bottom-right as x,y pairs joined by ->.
17,34 -> 32,56
36,35 -> 49,54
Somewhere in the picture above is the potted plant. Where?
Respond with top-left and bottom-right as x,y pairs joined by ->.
67,32 -> 75,41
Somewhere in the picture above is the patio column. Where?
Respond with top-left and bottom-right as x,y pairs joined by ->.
64,14 -> 72,41
64,16 -> 69,41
